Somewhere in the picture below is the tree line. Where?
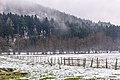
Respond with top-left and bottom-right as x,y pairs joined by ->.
0,13 -> 120,53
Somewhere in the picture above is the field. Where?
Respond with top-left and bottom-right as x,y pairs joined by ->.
1,53 -> 120,80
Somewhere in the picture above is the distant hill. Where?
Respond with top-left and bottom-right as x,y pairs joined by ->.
0,0 -> 113,30
0,0 -> 120,52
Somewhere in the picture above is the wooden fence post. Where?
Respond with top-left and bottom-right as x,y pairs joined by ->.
54,58 -> 56,64
47,57 -> 50,64
64,57 -> 66,65
61,57 -> 62,65
58,58 -> 60,65
40,57 -> 41,63
58,58 -> 61,69
97,58 -> 99,68
50,58 -> 53,66
77,58 -> 80,66
72,57 -> 74,66
83,58 -> 86,68
68,57 -> 70,66
90,58 -> 93,67
106,59 -> 108,68
115,58 -> 118,70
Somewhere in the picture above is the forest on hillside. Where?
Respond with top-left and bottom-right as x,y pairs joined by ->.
0,13 -> 120,53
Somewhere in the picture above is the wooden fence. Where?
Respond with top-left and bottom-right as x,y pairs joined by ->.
3,55 -> 119,70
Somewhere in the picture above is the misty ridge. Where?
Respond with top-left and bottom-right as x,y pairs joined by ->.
0,0 -> 120,53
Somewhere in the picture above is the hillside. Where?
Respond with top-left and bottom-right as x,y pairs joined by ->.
0,0 -> 112,30
0,0 -> 120,52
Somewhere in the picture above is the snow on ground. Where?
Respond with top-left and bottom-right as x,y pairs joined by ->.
1,54 -> 120,80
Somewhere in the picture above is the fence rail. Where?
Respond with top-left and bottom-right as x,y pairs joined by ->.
3,55 -> 120,70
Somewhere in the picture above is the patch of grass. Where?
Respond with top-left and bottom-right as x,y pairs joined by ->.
0,71 -> 29,80
108,75 -> 118,80
85,78 -> 96,80
82,77 -> 96,80
64,77 -> 80,80
109,79 -> 118,80
109,75 -> 117,78
40,74 -> 56,80
3,76 -> 28,80
40,76 -> 56,80
96,78 -> 105,80
75,76 -> 84,79
0,67 -> 16,72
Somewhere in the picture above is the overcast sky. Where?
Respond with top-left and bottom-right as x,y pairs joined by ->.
33,0 -> 120,25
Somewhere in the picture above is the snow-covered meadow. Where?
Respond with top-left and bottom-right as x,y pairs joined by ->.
1,53 -> 120,80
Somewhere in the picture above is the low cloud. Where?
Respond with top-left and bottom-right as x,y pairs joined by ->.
34,0 -> 120,25
0,0 -> 120,25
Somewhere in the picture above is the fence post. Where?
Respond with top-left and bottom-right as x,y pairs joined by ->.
54,58 -> 56,64
58,58 -> 61,69
61,57 -> 62,65
58,58 -> 60,65
72,57 -> 74,66
90,58 -> 93,67
83,58 -> 86,68
106,59 -> 108,68
50,58 -> 53,66
64,57 -> 66,65
68,57 -> 70,66
77,58 -> 80,66
115,58 -> 118,70
40,57 -> 41,63
47,57 -> 50,64
97,58 -> 99,68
